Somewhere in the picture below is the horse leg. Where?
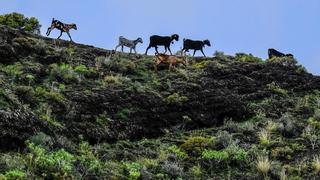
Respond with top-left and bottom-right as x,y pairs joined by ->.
145,46 -> 151,55
67,31 -> 73,42
155,46 -> 159,54
201,49 -> 206,57
193,50 -> 196,57
58,31 -> 63,39
115,44 -> 120,51
168,47 -> 172,55
46,27 -> 53,36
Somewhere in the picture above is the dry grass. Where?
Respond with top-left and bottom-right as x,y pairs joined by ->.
258,129 -> 271,146
266,121 -> 279,132
256,155 -> 272,177
280,167 -> 288,180
312,155 -> 320,174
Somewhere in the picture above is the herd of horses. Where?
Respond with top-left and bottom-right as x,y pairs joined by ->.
45,18 -> 294,70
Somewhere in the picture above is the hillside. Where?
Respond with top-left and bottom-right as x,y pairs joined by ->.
0,24 -> 320,179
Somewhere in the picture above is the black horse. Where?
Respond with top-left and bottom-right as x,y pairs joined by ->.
145,34 -> 179,55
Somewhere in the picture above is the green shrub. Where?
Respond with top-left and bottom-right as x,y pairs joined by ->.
180,136 -> 215,156
34,86 -> 65,104
308,117 -> 320,130
28,132 -> 53,149
74,64 -> 89,75
271,146 -> 294,160
214,51 -> 230,61
216,130 -> 233,148
235,53 -> 263,63
96,113 -> 112,126
104,75 -> 123,85
267,82 -> 288,95
189,165 -> 202,178
124,162 -> 142,180
0,12 -> 40,32
4,170 -> 26,180
116,108 -> 131,120
314,109 -> 320,121
25,74 -> 35,86
226,144 -> 248,162
267,57 -> 297,66
77,142 -> 104,177
201,150 -> 229,162
165,93 -> 188,104
94,56 -> 107,70
0,89 -> 14,109
0,154 -> 25,173
193,60 -> 211,69
49,63 -> 78,83
26,142 -> 75,178
58,83 -> 66,92
168,145 -> 188,159
258,129 -> 271,146
105,59 -> 136,74
2,63 -> 23,80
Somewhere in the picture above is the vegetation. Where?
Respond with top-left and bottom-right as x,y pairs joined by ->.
0,17 -> 319,179
0,12 -> 40,32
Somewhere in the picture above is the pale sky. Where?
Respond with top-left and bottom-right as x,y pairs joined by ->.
1,0 -> 319,74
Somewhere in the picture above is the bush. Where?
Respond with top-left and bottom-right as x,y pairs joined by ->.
124,162 -> 142,180
302,125 -> 319,150
180,136 -> 215,156
0,154 -> 25,173
256,155 -> 272,177
258,129 -> 271,146
225,144 -> 248,163
201,150 -> 229,162
216,131 -> 233,148
104,75 -> 124,85
26,142 -> 76,178
115,108 -> 131,120
314,109 -> 320,121
74,64 -> 89,75
235,53 -> 263,63
0,12 -> 40,33
162,161 -> 184,178
214,51 -> 230,61
2,62 -> 23,81
4,170 -> 26,180
271,146 -> 294,160
28,132 -> 53,149
105,59 -> 136,74
267,82 -> 288,96
0,88 -> 19,109
168,145 -> 188,159
189,165 -> 202,178
267,57 -> 297,67
193,60 -> 211,69
77,142 -> 104,178
49,63 -> 78,83
312,155 -> 320,174
165,93 -> 188,105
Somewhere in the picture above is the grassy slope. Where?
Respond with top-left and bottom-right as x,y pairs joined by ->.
0,25 -> 320,179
